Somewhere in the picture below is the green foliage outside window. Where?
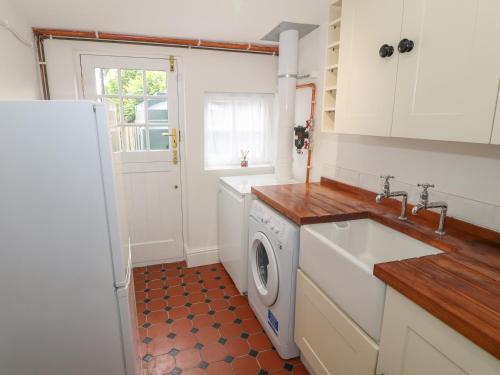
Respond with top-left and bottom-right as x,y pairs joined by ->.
102,69 -> 167,123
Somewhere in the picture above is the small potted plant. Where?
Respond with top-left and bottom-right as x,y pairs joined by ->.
240,149 -> 249,167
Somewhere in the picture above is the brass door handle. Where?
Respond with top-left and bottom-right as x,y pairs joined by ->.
161,128 -> 178,149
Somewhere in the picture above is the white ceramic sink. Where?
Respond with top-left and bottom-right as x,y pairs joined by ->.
299,219 -> 442,342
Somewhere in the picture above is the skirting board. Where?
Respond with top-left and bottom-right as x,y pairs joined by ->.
131,239 -> 183,267
133,256 -> 185,268
185,246 -> 220,268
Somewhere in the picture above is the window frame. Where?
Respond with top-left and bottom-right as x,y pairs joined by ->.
95,67 -> 170,152
203,92 -> 275,170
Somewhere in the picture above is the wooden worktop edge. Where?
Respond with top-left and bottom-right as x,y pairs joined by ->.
374,262 -> 500,358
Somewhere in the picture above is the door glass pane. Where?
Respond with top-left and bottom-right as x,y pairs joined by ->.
123,98 -> 145,124
89,63 -> 173,152
147,98 -> 168,124
102,69 -> 119,95
101,97 -> 120,124
110,129 -> 122,152
122,126 -> 147,151
121,69 -> 144,96
146,71 -> 167,96
94,68 -> 103,95
149,128 -> 170,150
256,242 -> 269,287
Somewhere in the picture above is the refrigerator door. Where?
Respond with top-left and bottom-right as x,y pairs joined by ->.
0,101 -> 128,374
94,103 -> 130,286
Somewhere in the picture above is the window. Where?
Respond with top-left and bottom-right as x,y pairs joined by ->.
204,93 -> 274,169
94,68 -> 170,152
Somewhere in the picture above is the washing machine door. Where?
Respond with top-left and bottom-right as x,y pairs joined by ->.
250,231 -> 279,307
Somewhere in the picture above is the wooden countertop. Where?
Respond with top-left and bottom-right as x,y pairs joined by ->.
252,178 -> 500,359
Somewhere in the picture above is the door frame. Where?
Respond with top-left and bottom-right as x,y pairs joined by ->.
76,50 -> 189,265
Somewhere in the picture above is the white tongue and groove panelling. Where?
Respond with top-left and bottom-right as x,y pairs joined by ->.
122,159 -> 184,266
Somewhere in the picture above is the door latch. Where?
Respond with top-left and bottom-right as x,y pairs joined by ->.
161,128 -> 178,165
169,56 -> 175,72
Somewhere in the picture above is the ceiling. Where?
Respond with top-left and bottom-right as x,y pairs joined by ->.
13,0 -> 328,44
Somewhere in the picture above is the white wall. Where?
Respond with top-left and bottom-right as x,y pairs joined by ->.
299,20 -> 500,232
15,0 -> 327,45
43,39 -> 277,258
0,0 -> 39,99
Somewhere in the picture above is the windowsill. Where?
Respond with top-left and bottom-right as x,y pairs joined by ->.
205,164 -> 275,173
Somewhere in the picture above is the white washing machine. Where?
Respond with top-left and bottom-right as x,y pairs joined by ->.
218,175 -> 296,294
247,200 -> 300,359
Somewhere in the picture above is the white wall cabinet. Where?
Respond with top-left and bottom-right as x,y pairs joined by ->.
377,287 -> 500,375
294,270 -> 379,375
335,0 -> 500,143
335,0 -> 403,136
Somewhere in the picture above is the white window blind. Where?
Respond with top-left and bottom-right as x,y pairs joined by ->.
204,92 -> 274,169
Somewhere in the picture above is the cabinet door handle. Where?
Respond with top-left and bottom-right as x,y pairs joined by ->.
379,44 -> 394,58
398,38 -> 414,53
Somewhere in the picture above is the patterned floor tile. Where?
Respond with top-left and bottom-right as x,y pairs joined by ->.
134,261 -> 308,375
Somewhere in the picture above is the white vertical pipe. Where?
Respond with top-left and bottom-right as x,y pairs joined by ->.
275,29 -> 299,182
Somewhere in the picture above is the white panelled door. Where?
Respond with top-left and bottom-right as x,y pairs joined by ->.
81,54 -> 184,265
391,0 -> 500,143
335,0 -> 404,136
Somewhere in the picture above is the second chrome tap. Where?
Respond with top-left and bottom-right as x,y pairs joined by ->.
412,183 -> 448,236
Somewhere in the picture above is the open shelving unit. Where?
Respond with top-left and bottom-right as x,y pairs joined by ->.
322,0 -> 342,132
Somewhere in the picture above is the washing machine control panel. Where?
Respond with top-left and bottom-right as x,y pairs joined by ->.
250,201 -> 288,243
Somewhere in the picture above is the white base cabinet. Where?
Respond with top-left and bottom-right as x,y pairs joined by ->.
294,270 -> 379,375
377,287 -> 500,375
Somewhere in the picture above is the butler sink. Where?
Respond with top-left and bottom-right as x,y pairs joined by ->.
299,219 -> 441,342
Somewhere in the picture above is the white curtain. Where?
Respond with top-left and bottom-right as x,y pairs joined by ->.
204,92 -> 274,169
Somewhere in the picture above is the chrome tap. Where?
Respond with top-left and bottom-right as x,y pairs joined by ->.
375,175 -> 408,220
412,183 -> 448,236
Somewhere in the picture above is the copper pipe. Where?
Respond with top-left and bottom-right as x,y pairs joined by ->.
98,32 -> 200,47
32,28 -> 279,55
33,27 -> 279,100
32,28 -> 279,99
296,83 -> 317,184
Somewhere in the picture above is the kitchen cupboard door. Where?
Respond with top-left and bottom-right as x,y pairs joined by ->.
294,270 -> 378,375
335,0 -> 403,136
391,0 -> 500,143
377,287 -> 500,375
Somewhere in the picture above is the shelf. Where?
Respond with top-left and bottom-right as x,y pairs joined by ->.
322,111 -> 336,133
325,64 -> 339,71
324,0 -> 341,134
329,18 -> 341,27
327,41 -> 340,49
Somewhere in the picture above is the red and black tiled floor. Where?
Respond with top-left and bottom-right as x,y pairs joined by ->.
133,262 -> 308,375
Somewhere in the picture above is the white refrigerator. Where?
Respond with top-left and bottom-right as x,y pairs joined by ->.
0,101 -> 140,375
